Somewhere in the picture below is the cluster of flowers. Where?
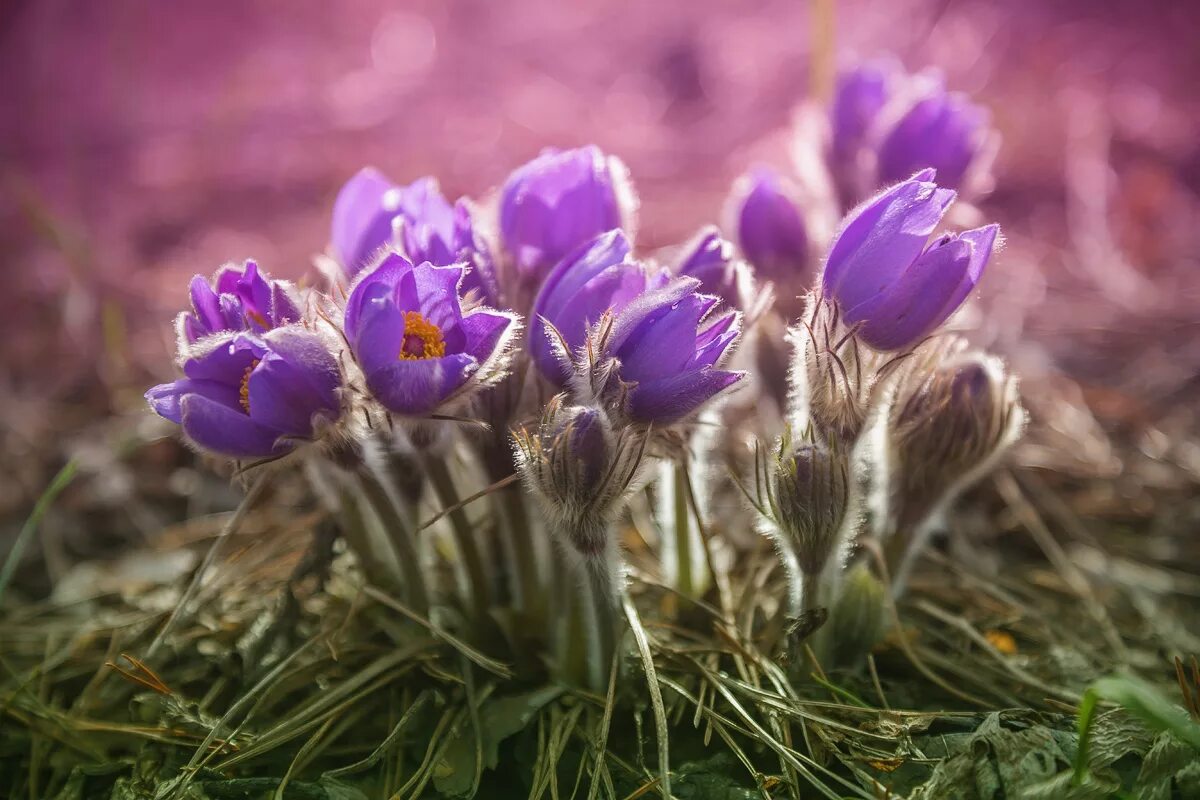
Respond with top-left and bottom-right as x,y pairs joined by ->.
147,59 -> 1023,685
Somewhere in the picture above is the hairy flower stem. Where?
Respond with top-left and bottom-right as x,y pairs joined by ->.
558,555 -> 619,691
493,485 -> 545,626
673,463 -> 694,600
355,470 -> 429,616
423,456 -> 492,624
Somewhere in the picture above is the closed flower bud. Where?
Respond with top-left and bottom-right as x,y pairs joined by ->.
512,398 -> 643,560
751,427 -> 852,615
889,351 -> 1024,532
885,349 -> 1026,595
876,85 -> 995,193
499,145 -> 637,283
773,433 -> 851,582
822,169 -> 999,352
729,167 -> 810,283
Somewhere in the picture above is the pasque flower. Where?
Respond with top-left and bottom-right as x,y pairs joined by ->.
821,168 -> 999,351
178,260 -> 301,345
499,145 -> 635,281
147,327 -> 342,459
675,226 -> 747,311
331,168 -> 496,300
344,254 -> 517,416
730,167 -> 809,281
530,231 -> 743,423
875,86 -> 992,191
830,61 -> 894,162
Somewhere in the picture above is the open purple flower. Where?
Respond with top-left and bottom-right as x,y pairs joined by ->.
730,167 -> 809,281
876,88 -> 992,191
147,327 -> 342,459
344,254 -> 517,416
822,168 -> 999,351
330,168 -> 496,301
531,231 -> 743,423
830,60 -> 894,162
499,146 -> 634,282
177,260 -> 301,345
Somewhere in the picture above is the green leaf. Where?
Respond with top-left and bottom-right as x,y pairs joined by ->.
1075,674 -> 1200,785
433,685 -> 564,797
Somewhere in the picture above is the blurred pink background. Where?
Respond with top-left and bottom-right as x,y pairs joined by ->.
2,0 -> 1200,564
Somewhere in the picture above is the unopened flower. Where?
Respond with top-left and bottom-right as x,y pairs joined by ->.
513,398 -> 635,558
676,227 -> 738,305
729,167 -> 809,281
499,145 -> 635,281
530,231 -> 744,423
344,254 -> 517,417
753,428 -> 852,614
875,85 -> 994,192
147,327 -> 342,459
177,260 -> 301,346
331,168 -> 496,300
822,169 -> 999,351
830,60 -> 894,163
888,350 -> 1024,534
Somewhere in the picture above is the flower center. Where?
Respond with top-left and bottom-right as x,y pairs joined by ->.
398,311 -> 446,360
239,359 -> 260,413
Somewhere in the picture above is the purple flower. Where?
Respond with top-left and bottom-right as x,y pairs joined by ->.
531,231 -> 743,423
499,145 -> 634,281
822,169 -> 999,351
831,60 -> 894,162
676,226 -> 738,307
147,328 -> 342,459
730,168 -> 809,281
344,254 -> 516,416
876,89 -> 991,191
330,168 -> 496,301
177,260 -> 301,345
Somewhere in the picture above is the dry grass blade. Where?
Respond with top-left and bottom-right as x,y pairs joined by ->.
622,595 -> 671,799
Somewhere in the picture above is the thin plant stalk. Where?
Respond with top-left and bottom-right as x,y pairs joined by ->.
356,469 -> 430,616
423,455 -> 492,624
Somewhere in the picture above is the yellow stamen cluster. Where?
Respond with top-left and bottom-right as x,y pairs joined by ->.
239,359 -> 260,413
399,311 -> 447,360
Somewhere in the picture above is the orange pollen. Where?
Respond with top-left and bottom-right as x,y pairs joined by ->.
246,309 -> 269,329
239,359 -> 260,413
398,311 -> 446,360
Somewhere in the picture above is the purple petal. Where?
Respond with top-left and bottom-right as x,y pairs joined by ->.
344,253 -> 415,344
734,168 -> 809,279
628,368 -> 745,423
877,92 -> 988,190
181,393 -> 289,458
332,167 -> 401,276
246,356 -> 338,437
847,237 -> 974,351
831,60 -> 894,159
182,334 -> 265,383
605,275 -> 701,354
823,172 -> 956,310
616,294 -> 713,383
189,275 -> 225,333
366,353 -> 478,415
459,309 -> 515,361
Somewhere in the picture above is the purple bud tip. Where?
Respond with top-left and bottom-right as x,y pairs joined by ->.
732,167 -> 809,281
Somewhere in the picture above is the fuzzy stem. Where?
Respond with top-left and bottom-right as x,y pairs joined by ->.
494,484 -> 544,625
356,470 -> 429,616
423,456 -> 491,624
672,463 -> 694,600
